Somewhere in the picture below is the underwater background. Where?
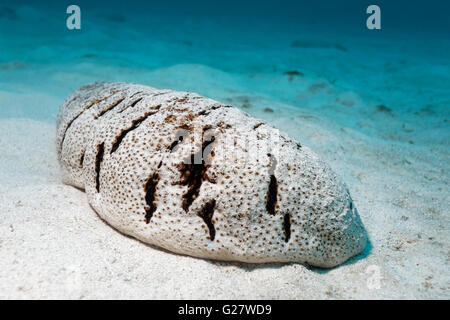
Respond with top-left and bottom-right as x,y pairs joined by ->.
0,0 -> 449,299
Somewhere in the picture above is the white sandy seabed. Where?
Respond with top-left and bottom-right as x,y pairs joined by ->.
0,4 -> 449,299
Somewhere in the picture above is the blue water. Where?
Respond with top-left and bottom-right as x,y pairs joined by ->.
0,0 -> 449,147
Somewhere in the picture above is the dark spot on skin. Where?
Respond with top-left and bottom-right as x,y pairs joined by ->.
164,115 -> 177,123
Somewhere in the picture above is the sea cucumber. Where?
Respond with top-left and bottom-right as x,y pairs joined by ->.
56,82 -> 367,268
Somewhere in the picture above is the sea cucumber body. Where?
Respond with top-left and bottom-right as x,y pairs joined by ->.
57,82 -> 366,268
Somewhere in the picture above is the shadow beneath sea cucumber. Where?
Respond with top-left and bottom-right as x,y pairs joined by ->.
207,235 -> 373,273
309,236 -> 373,274
87,201 -> 372,273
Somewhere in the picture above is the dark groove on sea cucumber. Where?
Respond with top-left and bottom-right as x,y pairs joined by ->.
253,122 -> 264,129
94,97 -> 125,119
283,214 -> 291,242
168,128 -> 189,152
266,175 -> 278,215
168,137 -> 182,152
212,105 -> 232,110
180,156 -> 206,212
179,131 -> 216,212
95,143 -> 105,193
59,93 -> 116,152
197,105 -> 232,117
198,200 -> 216,241
266,153 -> 278,215
60,112 -> 82,152
118,97 -> 143,114
80,152 -> 85,167
144,172 -> 160,223
129,91 -> 143,98
110,111 -> 157,154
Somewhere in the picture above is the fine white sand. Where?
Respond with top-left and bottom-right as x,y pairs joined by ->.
0,114 -> 448,299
